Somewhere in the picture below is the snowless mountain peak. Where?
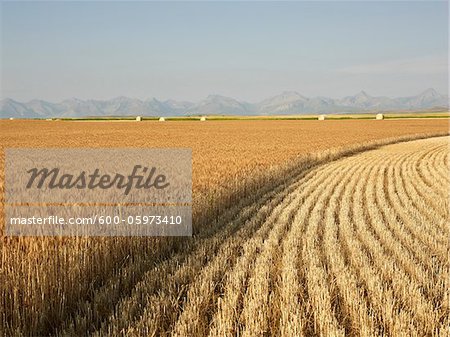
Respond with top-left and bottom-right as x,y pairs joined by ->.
2,98 -> 17,104
1,89 -> 448,118
280,90 -> 302,96
356,90 -> 370,98
277,91 -> 307,100
205,94 -> 234,100
66,97 -> 84,103
419,88 -> 441,99
112,96 -> 133,102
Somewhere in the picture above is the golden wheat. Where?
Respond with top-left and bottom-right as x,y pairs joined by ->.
0,119 -> 449,336
91,136 -> 449,337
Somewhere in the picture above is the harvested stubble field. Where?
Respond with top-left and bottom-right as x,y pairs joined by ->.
0,119 -> 449,336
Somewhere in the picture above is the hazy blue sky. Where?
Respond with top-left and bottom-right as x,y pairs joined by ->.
1,1 -> 448,102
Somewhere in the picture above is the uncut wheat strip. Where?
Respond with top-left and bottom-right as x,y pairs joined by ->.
208,161 -> 341,337
92,168 -> 314,337
238,159 -> 353,337
176,158 -> 347,337
56,248 -> 177,336
359,164 -> 439,335
88,162 -> 320,331
321,160 -> 378,336
300,160 -> 361,336
346,160 -> 418,336
391,150 -> 448,251
7,237 -> 122,337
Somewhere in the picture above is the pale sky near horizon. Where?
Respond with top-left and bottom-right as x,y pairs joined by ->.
1,1 -> 448,102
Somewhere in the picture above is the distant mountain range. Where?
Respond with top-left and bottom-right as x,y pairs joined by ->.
1,88 -> 448,118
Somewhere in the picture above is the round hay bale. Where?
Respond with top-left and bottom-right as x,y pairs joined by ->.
158,117 -> 165,122
375,113 -> 384,120
9,117 -> 14,120
136,116 -> 142,121
200,116 -> 206,122
318,114 -> 326,121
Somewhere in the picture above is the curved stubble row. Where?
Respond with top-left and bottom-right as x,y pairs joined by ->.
420,142 -> 449,186
87,157 -> 330,336
88,136 -> 449,337
391,151 -> 448,253
278,138 -> 448,336
399,149 -> 447,233
172,153 -> 352,336
71,166 -> 313,336
90,150 -> 358,336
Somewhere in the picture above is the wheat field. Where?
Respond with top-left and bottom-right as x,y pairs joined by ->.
0,120 -> 449,336
80,136 -> 448,337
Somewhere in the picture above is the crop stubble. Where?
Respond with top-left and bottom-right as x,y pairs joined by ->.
0,119 -> 448,336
